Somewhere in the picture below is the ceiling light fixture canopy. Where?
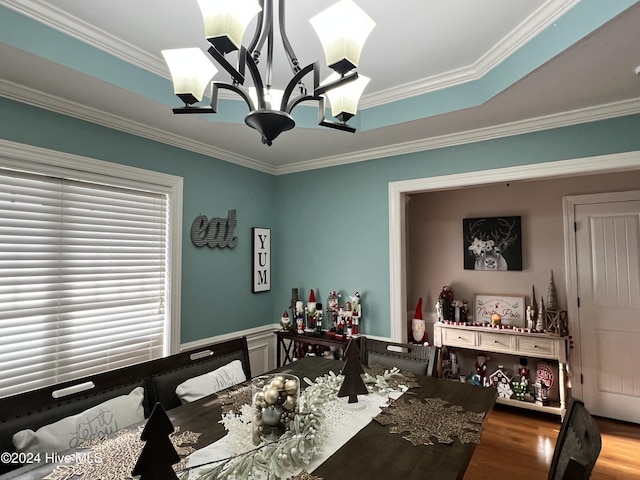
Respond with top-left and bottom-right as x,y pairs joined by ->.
162,0 -> 375,146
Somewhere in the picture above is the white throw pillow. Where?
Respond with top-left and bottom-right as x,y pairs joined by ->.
175,360 -> 246,404
12,386 -> 145,454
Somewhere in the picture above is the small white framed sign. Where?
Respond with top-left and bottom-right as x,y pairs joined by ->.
252,227 -> 270,292
473,293 -> 526,327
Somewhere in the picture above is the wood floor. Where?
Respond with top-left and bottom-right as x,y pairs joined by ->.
464,405 -> 640,480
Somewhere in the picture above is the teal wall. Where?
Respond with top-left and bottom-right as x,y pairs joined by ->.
3,97 -> 640,341
0,97 -> 276,343
273,114 -> 640,337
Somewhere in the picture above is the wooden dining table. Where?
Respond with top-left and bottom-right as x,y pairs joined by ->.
1,356 -> 497,480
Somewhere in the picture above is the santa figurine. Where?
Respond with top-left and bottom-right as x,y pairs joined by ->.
411,297 -> 428,344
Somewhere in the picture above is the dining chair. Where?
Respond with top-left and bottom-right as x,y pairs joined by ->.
548,398 -> 602,480
359,336 -> 437,376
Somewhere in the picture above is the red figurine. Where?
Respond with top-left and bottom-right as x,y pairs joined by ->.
475,354 -> 488,386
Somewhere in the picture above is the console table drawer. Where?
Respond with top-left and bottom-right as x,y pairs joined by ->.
478,332 -> 514,351
517,336 -> 556,356
442,328 -> 476,347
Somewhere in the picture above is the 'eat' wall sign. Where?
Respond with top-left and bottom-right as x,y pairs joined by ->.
191,209 -> 238,248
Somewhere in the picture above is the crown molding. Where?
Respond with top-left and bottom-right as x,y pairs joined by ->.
360,0 -> 580,108
3,80 -> 639,178
276,97 -> 640,175
0,80 -> 276,175
2,0 -> 578,110
0,0 -> 169,78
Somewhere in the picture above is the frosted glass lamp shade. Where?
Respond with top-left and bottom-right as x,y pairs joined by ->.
162,48 -> 218,105
310,0 -> 375,75
197,0 -> 262,54
325,73 -> 370,122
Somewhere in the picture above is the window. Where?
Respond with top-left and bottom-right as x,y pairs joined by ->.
0,141 -> 182,398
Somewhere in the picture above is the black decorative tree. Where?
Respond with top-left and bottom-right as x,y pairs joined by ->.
338,339 -> 369,403
132,402 -> 180,480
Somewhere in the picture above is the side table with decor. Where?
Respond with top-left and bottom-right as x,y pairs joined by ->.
275,330 -> 352,366
433,321 -> 569,418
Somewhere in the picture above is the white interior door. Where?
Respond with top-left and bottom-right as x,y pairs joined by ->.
575,197 -> 640,423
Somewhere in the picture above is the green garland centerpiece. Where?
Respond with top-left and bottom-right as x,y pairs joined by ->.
180,367 -> 413,480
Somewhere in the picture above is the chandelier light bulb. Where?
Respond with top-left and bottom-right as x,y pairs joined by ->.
249,87 -> 285,111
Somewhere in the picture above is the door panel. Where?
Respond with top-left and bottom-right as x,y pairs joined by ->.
575,200 -> 640,423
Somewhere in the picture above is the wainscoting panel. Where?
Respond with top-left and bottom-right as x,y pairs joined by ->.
180,324 -> 278,376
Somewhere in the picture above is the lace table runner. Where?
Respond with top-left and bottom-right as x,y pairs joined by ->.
43,426 -> 200,480
186,390 -> 399,479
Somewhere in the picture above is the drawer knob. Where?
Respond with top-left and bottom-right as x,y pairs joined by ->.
493,340 -> 499,343
458,336 -> 464,340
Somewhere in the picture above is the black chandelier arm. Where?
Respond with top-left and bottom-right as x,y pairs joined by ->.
244,51 -> 267,110
280,62 -> 317,111
214,82 -> 256,112
172,83 -> 218,114
286,94 -> 356,133
316,96 -> 356,132
285,93 -> 315,114
251,0 -> 272,65
207,45 -> 246,85
247,0 -> 265,56
314,71 -> 359,96
265,0 -> 274,87
318,120 -> 357,133
172,106 -> 216,114
278,0 -> 301,74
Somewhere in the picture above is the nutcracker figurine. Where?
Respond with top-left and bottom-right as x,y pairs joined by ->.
306,289 -> 317,330
350,292 -> 362,335
327,290 -> 340,332
295,301 -> 305,334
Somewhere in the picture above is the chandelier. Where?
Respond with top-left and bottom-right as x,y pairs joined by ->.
162,0 -> 375,146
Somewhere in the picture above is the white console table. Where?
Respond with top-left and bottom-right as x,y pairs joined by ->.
433,322 -> 568,417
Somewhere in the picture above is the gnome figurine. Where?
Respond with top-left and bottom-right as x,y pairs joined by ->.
411,297 -> 428,344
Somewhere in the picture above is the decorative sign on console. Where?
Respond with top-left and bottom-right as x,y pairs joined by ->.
473,293 -> 525,327
191,209 -> 238,248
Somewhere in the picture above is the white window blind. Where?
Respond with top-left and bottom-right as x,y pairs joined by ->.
0,168 -> 169,398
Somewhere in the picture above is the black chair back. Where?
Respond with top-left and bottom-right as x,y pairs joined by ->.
548,398 -> 602,480
359,336 -> 437,376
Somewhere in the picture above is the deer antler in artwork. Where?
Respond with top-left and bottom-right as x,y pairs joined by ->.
465,219 -> 487,246
494,217 -> 518,251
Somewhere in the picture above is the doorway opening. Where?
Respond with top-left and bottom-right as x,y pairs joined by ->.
388,151 -> 640,380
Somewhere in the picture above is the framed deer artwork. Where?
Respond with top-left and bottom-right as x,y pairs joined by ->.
463,216 -> 522,271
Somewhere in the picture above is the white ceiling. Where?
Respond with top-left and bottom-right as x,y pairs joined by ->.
1,0 -> 640,174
